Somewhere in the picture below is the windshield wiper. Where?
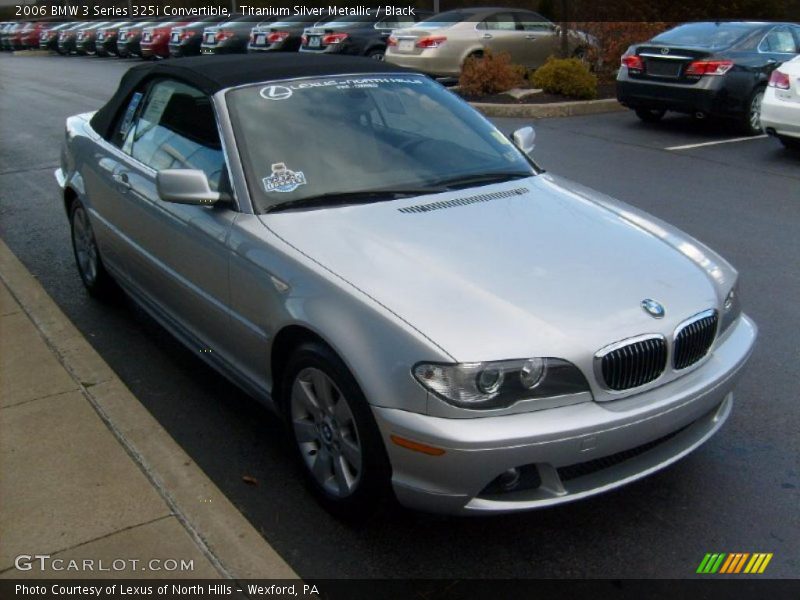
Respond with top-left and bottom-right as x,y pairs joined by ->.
265,188 -> 445,214
429,171 -> 533,190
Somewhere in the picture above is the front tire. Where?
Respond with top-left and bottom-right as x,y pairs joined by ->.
282,342 -> 391,519
634,107 -> 666,123
69,200 -> 116,300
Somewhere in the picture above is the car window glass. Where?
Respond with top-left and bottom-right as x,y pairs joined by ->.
483,13 -> 520,32
377,17 -> 414,30
111,91 -> 144,148
227,76 -> 534,213
125,80 -> 225,191
652,22 -> 753,49
515,12 -> 552,32
760,28 -> 797,53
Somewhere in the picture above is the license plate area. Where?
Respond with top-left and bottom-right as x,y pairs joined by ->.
308,36 -> 321,48
205,33 -> 215,43
256,34 -> 266,45
645,59 -> 682,78
398,39 -> 414,52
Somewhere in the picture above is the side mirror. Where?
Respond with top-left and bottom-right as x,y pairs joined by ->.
156,169 -> 220,206
511,126 -> 536,155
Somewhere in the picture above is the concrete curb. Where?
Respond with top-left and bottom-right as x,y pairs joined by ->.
469,97 -> 625,119
0,239 -> 297,580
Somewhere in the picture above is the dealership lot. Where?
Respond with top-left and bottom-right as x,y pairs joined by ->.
0,54 -> 798,577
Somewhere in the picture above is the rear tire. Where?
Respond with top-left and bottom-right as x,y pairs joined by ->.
739,86 -> 765,136
634,108 -> 666,123
366,48 -> 385,61
282,342 -> 392,520
69,199 -> 117,301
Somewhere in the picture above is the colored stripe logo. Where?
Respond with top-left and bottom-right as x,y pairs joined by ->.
697,553 -> 773,574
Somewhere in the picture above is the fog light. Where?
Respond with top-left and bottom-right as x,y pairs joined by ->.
497,467 -> 521,491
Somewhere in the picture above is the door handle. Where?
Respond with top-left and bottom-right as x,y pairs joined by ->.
525,34 -> 537,39
482,33 -> 492,39
113,172 -> 131,189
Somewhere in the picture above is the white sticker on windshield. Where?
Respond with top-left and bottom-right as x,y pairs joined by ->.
141,84 -> 174,125
263,163 -> 306,193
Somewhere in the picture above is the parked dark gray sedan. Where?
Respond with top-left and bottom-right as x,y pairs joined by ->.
57,55 -> 756,517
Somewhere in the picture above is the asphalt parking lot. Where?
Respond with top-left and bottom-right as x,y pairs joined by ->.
1,54 -> 798,579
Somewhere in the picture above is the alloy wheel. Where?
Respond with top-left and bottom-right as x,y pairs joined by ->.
72,206 -> 98,285
290,367 -> 363,498
749,89 -> 764,132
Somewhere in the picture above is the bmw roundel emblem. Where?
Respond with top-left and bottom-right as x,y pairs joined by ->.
660,47 -> 669,55
641,299 -> 665,318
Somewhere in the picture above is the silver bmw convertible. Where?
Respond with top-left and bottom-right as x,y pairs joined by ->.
57,55 -> 756,516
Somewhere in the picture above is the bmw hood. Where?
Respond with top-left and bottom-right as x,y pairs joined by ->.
260,174 -> 735,366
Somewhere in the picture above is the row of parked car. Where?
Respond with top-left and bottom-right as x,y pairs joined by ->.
0,8 -> 590,76
3,15 -> 797,149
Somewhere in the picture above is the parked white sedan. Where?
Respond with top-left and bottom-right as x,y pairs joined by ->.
761,55 -> 800,150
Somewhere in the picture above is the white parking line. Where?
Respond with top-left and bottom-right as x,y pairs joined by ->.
665,134 -> 768,151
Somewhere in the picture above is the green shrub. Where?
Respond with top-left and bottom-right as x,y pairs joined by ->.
458,50 -> 525,96
531,57 -> 598,100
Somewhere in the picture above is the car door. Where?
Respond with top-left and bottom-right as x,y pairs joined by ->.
477,11 -> 529,63
93,78 -> 237,363
513,11 -> 560,68
759,25 -> 800,65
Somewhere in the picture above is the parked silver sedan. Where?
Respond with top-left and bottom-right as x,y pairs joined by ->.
57,55 -> 756,516
386,8 -> 591,77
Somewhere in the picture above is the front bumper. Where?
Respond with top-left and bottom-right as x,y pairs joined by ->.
373,314 -> 756,514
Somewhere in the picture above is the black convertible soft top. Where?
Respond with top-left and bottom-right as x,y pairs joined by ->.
90,54 -> 414,140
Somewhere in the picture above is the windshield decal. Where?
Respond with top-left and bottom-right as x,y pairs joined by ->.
259,77 -> 424,100
260,85 -> 293,101
263,163 -> 307,193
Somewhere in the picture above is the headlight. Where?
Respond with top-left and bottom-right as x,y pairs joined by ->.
413,358 -> 589,410
719,280 -> 741,335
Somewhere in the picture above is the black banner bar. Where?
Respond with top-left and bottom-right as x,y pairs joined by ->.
2,579 -> 800,600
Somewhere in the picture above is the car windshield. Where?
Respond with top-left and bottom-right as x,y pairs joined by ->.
226,75 -> 536,213
651,22 -> 756,49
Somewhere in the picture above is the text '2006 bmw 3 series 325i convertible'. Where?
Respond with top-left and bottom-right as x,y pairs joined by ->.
56,54 -> 756,517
